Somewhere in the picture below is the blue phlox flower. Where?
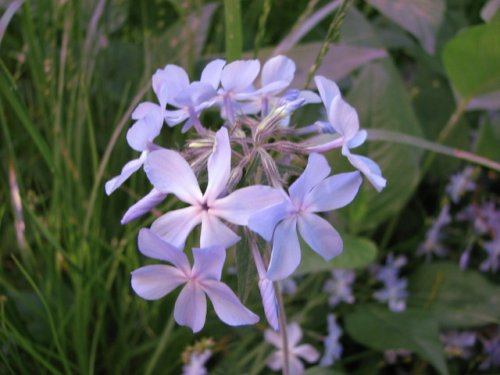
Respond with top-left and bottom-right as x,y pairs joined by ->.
320,314 -> 343,367
131,228 -> 259,333
249,153 -> 362,280
480,237 -> 500,272
373,277 -> 408,312
417,204 -> 451,260
161,60 -> 226,133
479,328 -> 500,370
446,166 -> 476,203
371,253 -> 407,284
323,269 -> 356,307
313,76 -> 387,192
265,322 -> 320,375
182,349 -> 212,375
441,330 -> 476,359
105,102 -> 164,195
144,127 -> 284,249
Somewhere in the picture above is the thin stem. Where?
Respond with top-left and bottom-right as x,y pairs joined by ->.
144,312 -> 175,375
274,282 -> 290,375
366,129 -> 500,172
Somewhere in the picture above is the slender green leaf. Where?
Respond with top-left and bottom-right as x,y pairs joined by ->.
224,0 -> 242,61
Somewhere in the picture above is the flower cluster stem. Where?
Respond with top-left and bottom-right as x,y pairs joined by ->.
274,282 -> 290,375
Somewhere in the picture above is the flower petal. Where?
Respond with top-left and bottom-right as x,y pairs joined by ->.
192,246 -> 226,281
204,127 -> 231,203
138,228 -> 190,271
314,75 -> 340,109
126,114 -> 163,152
105,152 -> 146,195
262,55 -> 295,86
211,185 -> 286,225
201,280 -> 259,326
287,322 -> 304,347
328,96 -> 360,140
289,153 -> 331,205
247,200 -> 292,241
298,213 -> 342,261
221,59 -> 260,92
288,356 -> 306,375
174,82 -> 216,108
344,149 -> 387,192
131,265 -> 185,300
151,206 -> 202,250
267,217 -> 301,281
200,212 -> 240,248
159,64 -> 190,106
164,109 -> 189,127
145,149 -> 203,204
304,171 -> 362,212
201,59 -> 226,89
266,351 -> 284,371
265,327 -> 283,348
174,283 -> 207,333
294,344 -> 320,363
121,188 -> 167,224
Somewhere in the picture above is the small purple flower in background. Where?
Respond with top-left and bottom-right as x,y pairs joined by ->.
323,269 -> 356,307
441,331 -> 476,359
265,322 -> 319,375
372,254 -> 408,312
182,349 -> 212,375
479,328 -> 500,370
320,314 -> 343,367
446,166 -> 476,203
480,237 -> 500,273
417,204 -> 451,260
131,229 -> 259,333
309,76 -> 386,192
249,153 -> 362,280
145,127 -> 283,248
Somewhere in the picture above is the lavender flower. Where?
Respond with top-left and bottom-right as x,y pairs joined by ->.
249,153 -> 362,280
323,269 -> 356,307
320,314 -> 343,367
145,127 -> 283,248
446,166 -> 476,203
265,322 -> 320,375
417,204 -> 451,260
441,331 -> 476,359
480,238 -> 500,272
372,254 -> 408,312
131,229 -> 259,332
479,328 -> 500,370
182,350 -> 212,375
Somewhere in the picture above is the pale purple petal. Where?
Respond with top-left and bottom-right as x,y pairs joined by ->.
105,152 -> 146,195
298,90 -> 321,104
298,213 -> 342,261
201,59 -> 226,89
204,127 -> 231,203
259,277 -> 279,330
131,265 -> 185,300
201,280 -> 259,326
200,212 -> 240,248
121,188 -> 167,224
221,60 -> 260,92
294,344 -> 320,363
347,129 -> 367,149
345,151 -> 387,192
211,185 -> 286,225
266,351 -> 283,370
175,283 -> 207,333
152,68 -> 172,107
304,171 -> 362,212
138,228 -> 190,271
126,114 -> 162,152
164,109 -> 189,127
264,328 -> 282,348
289,356 -> 306,375
174,82 -> 216,108
289,153 -> 331,205
131,102 -> 163,122
314,75 -> 341,110
151,207 -> 202,250
191,246 -> 226,280
287,322 -> 304,347
247,200 -> 292,241
328,96 -> 360,140
262,55 -> 295,86
160,64 -> 190,106
145,149 -> 203,204
267,217 -> 301,281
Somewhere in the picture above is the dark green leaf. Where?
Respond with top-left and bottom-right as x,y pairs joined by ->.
305,367 -> 346,375
345,304 -> 449,375
408,262 -> 500,328
295,233 -> 377,275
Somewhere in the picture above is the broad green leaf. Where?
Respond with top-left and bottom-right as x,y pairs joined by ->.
443,21 -> 500,99
345,304 -> 449,375
475,118 -> 500,161
408,262 -> 500,328
295,233 -> 377,276
367,0 -> 445,54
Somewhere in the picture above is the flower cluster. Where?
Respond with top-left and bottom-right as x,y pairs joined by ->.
106,55 -> 386,333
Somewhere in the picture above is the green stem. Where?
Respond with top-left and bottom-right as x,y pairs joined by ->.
144,313 -> 175,375
224,0 -> 242,61
274,282 -> 290,375
366,129 -> 500,172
